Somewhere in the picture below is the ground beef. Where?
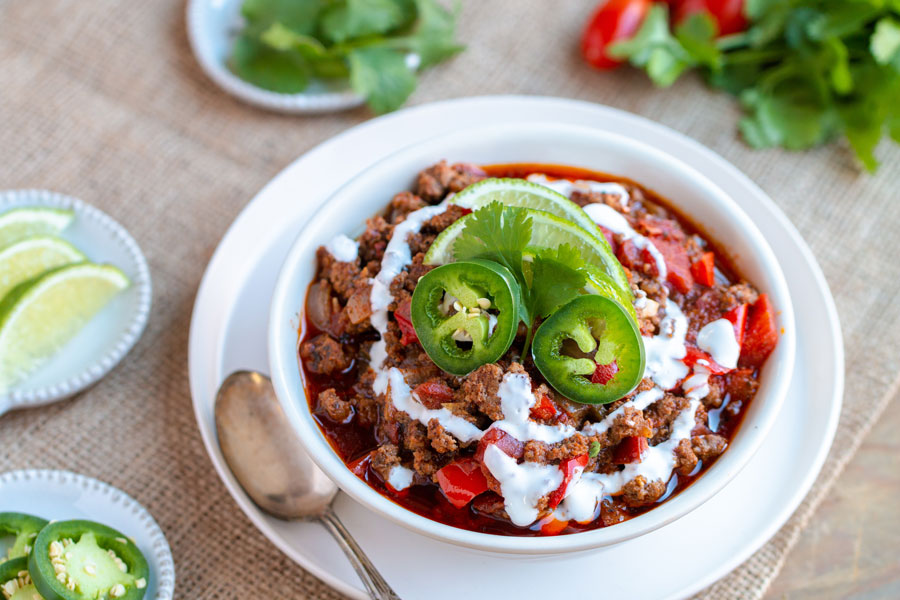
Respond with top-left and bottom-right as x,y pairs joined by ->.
316,247 -> 361,301
388,191 -> 426,223
371,444 -> 400,482
523,433 -> 591,464
692,434 -> 728,462
620,476 -> 668,507
358,216 -> 392,265
318,388 -> 352,422
644,394 -> 690,444
422,204 -> 470,234
415,161 -> 486,203
457,363 -> 505,420
673,438 -> 699,475
299,334 -> 351,374
427,419 -> 459,453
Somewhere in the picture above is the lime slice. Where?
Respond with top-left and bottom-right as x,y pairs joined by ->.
0,207 -> 75,250
451,178 -> 603,242
424,207 -> 631,295
0,236 -> 86,300
581,264 -> 638,323
0,263 -> 129,390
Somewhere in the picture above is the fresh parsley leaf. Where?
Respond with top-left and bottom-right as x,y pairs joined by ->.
320,0 -> 410,44
229,33 -> 310,93
348,47 -> 417,113
527,245 -> 587,320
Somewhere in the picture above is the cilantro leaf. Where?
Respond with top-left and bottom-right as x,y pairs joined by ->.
527,245 -> 587,320
347,47 -> 418,113
241,0 -> 325,36
609,4 -> 695,87
320,0 -> 411,44
229,33 -> 310,93
453,202 -> 531,282
871,18 -> 900,69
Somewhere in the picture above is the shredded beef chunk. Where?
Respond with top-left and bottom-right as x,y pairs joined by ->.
318,388 -> 352,422
415,160 -> 486,203
299,334 -> 351,374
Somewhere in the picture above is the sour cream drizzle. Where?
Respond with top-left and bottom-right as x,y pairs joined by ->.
698,318 -> 739,369
387,464 -> 415,491
527,174 -> 631,208
325,233 -> 360,263
642,301 -> 689,390
582,203 -> 667,279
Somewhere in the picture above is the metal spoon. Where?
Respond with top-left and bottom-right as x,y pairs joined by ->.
215,370 -> 400,600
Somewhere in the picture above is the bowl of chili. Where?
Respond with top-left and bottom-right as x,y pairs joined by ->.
268,121 -> 795,555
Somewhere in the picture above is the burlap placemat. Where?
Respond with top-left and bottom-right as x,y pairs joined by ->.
1,1 -> 897,598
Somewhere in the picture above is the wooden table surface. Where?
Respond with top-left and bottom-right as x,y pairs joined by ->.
765,393 -> 900,599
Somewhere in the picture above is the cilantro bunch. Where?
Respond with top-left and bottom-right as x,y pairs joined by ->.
609,0 -> 900,171
229,0 -> 463,113
453,202 -> 589,353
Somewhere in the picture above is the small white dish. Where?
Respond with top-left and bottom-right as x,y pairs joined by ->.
0,190 -> 152,416
0,469 -> 175,600
186,0 -> 365,114
189,96 -> 842,599
268,121 -> 796,555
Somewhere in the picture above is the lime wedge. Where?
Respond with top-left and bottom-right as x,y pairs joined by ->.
424,207 -> 631,295
0,263 -> 129,390
0,236 -> 86,300
0,207 -> 75,250
451,178 -> 603,243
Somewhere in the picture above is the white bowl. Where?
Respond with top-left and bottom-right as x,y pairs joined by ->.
186,0 -> 365,114
268,122 -> 796,555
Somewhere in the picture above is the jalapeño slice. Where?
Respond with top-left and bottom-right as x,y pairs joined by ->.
29,520 -> 149,600
532,295 -> 645,404
411,259 -> 520,375
0,512 -> 48,562
0,557 -> 38,600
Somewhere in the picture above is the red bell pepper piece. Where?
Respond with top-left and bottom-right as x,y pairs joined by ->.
539,517 -> 569,536
590,360 -> 619,385
474,428 -> 525,464
616,239 -> 642,270
394,298 -> 418,345
650,236 -> 695,293
547,454 -> 589,509
740,294 -> 778,367
682,345 -> 730,374
598,225 -> 617,250
530,395 -> 558,421
413,380 -> 455,409
436,457 -> 489,509
691,252 -> 716,287
611,436 -> 648,464
723,303 -> 748,348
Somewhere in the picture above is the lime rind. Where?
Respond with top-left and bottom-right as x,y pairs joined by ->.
0,207 -> 75,250
0,236 -> 86,300
0,263 -> 130,391
424,206 -> 632,297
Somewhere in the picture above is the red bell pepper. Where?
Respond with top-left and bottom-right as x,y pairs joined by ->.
548,454 -> 589,509
394,298 -> 418,345
683,345 -> 730,374
611,436 -> 648,464
590,360 -> 619,384
436,457 -> 489,509
475,428 -> 525,464
598,225 -> 617,250
530,395 -> 558,421
413,380 -> 455,409
691,252 -> 716,287
650,236 -> 695,293
539,517 -> 569,536
723,303 -> 748,348
740,294 -> 778,367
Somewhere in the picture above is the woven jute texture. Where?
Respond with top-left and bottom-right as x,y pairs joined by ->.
1,1 -> 897,598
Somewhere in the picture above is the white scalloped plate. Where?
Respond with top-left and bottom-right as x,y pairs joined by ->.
0,190 -> 152,416
0,470 -> 175,600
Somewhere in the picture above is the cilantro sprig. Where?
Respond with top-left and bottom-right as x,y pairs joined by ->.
609,1 -> 900,171
453,203 -> 587,353
229,0 -> 464,114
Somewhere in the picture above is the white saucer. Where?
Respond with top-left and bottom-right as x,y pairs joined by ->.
188,96 -> 843,599
186,0 -> 365,114
0,470 -> 175,600
0,190 -> 152,416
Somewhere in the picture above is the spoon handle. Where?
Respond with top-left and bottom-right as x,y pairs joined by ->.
319,506 -> 402,600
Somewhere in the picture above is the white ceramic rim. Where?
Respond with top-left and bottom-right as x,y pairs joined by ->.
0,190 -> 152,414
185,0 -> 365,114
267,121 -> 797,554
0,469 -> 176,600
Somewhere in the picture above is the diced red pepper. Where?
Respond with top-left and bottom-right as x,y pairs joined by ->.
394,298 -> 418,345
547,454 -> 589,509
413,380 -> 455,409
530,395 -> 558,421
590,360 -> 619,384
539,517 -> 569,536
611,436 -> 648,464
723,303 -> 748,348
616,239 -> 642,270
474,428 -> 525,464
641,247 -> 660,277
598,225 -> 617,250
436,457 -> 489,509
740,294 -> 778,367
651,236 -> 695,294
683,345 -> 730,374
691,252 -> 716,287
